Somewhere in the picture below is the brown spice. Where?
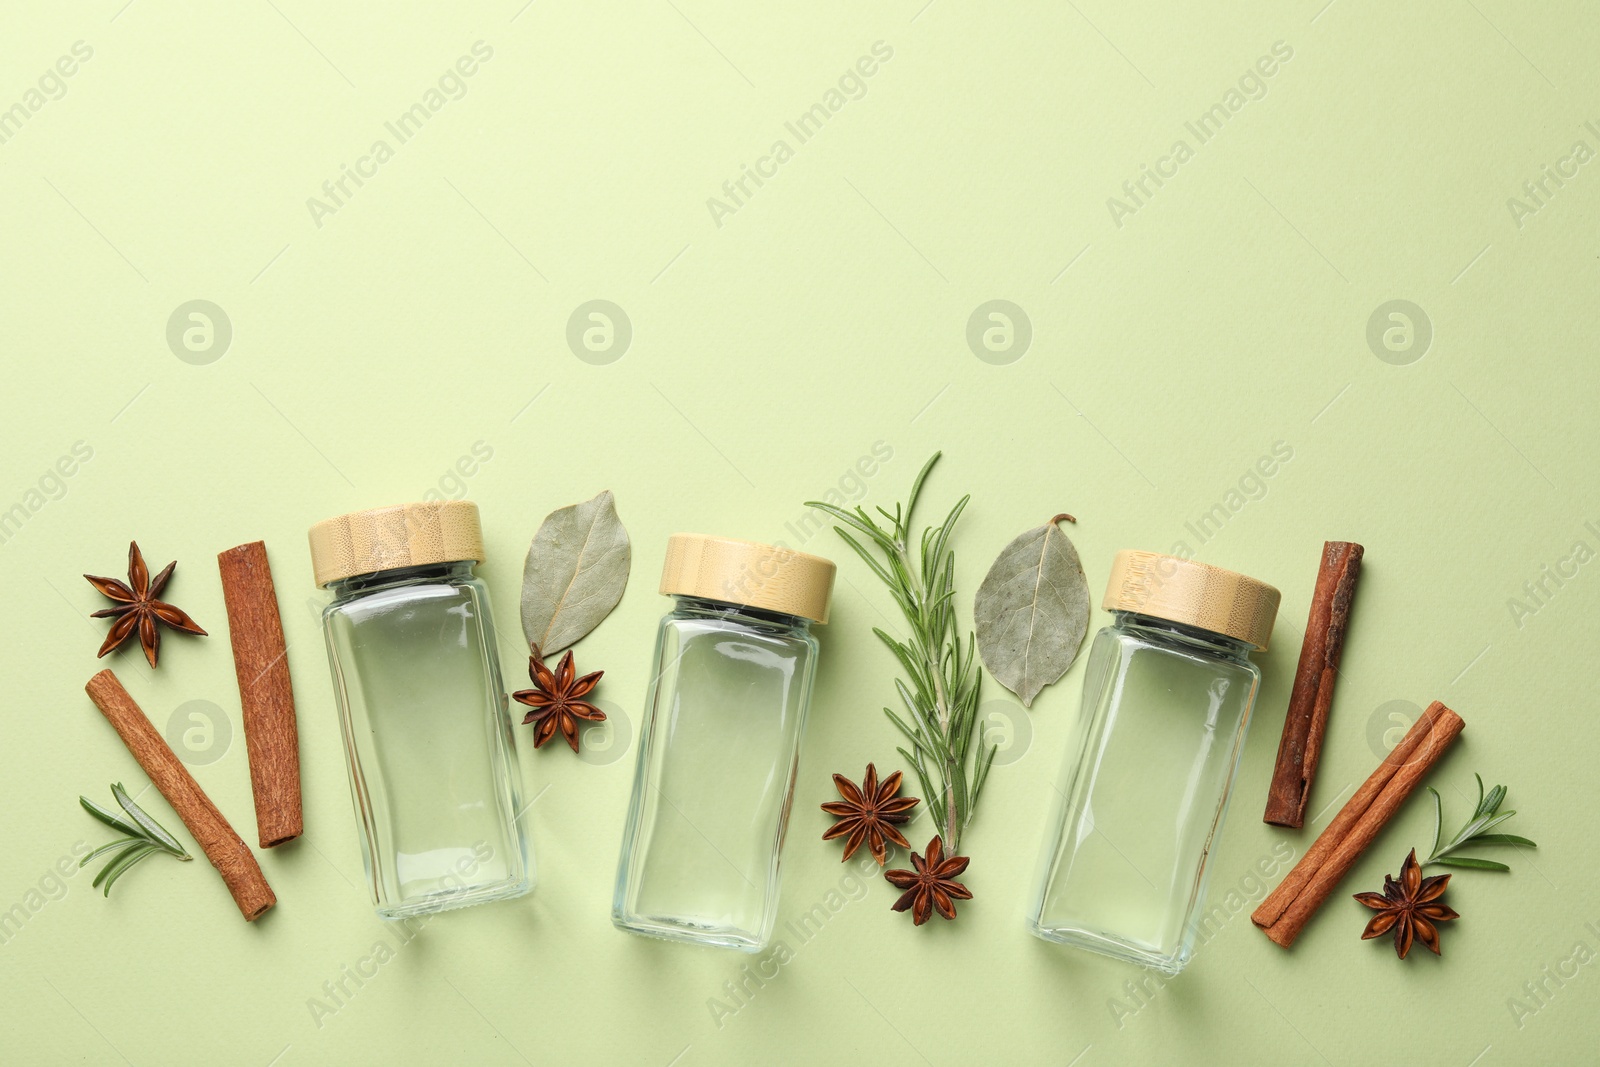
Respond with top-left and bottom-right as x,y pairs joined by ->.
821,763 -> 920,866
885,835 -> 972,925
1355,849 -> 1458,959
85,670 -> 275,921
1264,541 -> 1364,827
85,541 -> 207,668
512,648 -> 604,753
218,541 -> 302,848
1253,700 -> 1464,948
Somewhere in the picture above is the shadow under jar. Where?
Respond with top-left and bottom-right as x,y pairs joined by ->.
310,501 -> 532,920
613,534 -> 835,951
1029,550 -> 1279,975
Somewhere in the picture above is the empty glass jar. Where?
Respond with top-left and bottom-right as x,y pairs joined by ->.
1029,550 -> 1279,974
310,501 -> 532,919
613,534 -> 834,951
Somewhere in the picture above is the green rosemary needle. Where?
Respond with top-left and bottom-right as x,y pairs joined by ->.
807,451 -> 993,855
1424,774 -> 1537,872
80,783 -> 192,896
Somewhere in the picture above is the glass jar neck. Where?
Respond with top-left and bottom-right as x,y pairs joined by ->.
1111,610 -> 1255,661
671,595 -> 811,634
328,560 -> 477,600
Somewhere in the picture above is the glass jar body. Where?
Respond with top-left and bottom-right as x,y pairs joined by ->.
613,596 -> 819,951
322,561 -> 532,919
1029,611 -> 1260,974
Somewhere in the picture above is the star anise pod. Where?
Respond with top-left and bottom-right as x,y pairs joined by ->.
821,763 -> 921,866
512,647 -> 604,753
1354,848 -> 1459,959
885,835 -> 972,925
84,541 -> 207,668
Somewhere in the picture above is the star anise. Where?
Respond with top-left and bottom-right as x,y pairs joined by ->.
1354,848 -> 1459,959
84,541 -> 207,668
821,763 -> 921,865
512,647 -> 604,753
885,835 -> 972,925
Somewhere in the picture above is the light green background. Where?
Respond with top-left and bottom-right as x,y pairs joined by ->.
2,1 -> 1595,1064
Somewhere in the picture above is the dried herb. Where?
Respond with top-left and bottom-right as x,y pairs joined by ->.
1354,848 -> 1458,959
79,783 -> 192,897
1423,774 -> 1536,872
806,452 -> 992,855
85,541 -> 207,668
885,835 -> 972,925
513,648 -> 605,753
521,490 -> 631,658
821,763 -> 920,866
973,513 -> 1090,707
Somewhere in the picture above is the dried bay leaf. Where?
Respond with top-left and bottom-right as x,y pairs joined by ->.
973,514 -> 1090,708
521,490 -> 631,656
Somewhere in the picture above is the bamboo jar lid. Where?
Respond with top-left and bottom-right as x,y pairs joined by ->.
308,501 -> 485,587
1102,549 -> 1280,650
659,534 -> 835,623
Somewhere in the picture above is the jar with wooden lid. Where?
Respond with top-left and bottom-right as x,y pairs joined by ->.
1028,550 -> 1280,974
309,500 -> 532,919
613,534 -> 835,951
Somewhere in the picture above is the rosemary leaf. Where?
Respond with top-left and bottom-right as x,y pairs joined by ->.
80,796 -> 143,839
1469,834 -> 1537,848
808,452 -> 994,854
93,843 -> 156,893
885,708 -> 928,751
80,838 -> 145,866
1428,787 -> 1443,858
112,782 -> 185,854
80,784 -> 193,898
1431,856 -> 1512,872
1422,776 -> 1536,872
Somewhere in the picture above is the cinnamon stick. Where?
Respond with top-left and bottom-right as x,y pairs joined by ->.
1252,700 -> 1462,947
218,541 -> 303,848
85,670 -> 276,921
1264,541 -> 1364,828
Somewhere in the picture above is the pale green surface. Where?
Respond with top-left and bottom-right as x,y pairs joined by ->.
1,2 -> 1595,1064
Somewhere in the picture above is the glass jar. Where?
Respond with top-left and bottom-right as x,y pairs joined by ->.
613,534 -> 835,951
309,501 -> 532,919
1029,550 -> 1279,974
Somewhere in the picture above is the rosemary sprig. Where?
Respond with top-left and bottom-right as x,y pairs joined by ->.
80,783 -> 192,896
807,452 -> 993,854
1424,774 -> 1536,872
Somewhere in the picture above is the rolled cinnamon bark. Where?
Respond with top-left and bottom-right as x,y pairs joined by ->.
1264,541 -> 1364,827
1252,700 -> 1462,948
218,541 -> 303,848
85,670 -> 276,921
